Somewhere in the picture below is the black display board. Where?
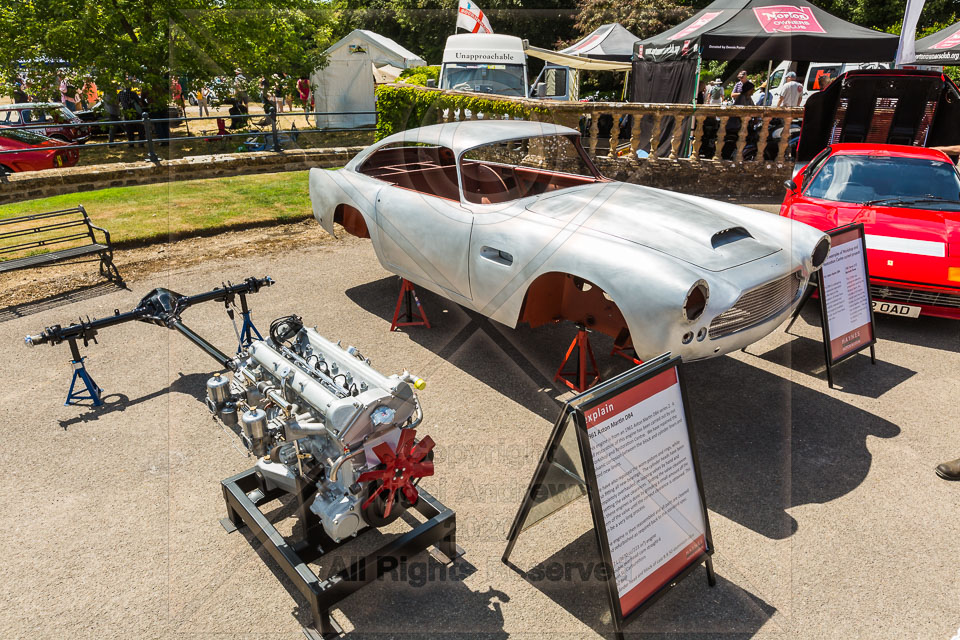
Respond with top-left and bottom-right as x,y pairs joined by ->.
787,223 -> 877,387
503,354 -> 715,638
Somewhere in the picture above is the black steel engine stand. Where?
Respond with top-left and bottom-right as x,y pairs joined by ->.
219,467 -> 461,638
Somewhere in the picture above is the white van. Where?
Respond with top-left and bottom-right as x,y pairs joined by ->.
439,34 -> 529,97
766,60 -> 890,106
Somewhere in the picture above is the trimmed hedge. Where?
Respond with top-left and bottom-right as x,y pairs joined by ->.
375,85 -> 542,140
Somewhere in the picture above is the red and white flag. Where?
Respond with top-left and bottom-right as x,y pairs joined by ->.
457,0 -> 493,34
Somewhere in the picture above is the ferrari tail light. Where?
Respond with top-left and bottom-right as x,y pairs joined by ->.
948,267 -> 960,283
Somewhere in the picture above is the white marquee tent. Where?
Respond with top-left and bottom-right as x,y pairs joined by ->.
311,29 -> 425,129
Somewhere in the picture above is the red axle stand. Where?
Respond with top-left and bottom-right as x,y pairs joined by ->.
554,325 -> 600,393
390,278 -> 431,331
610,329 -> 643,366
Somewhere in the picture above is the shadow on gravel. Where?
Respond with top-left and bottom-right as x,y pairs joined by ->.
510,530 -> 775,638
203,506 -> 508,639
748,334 -> 915,398
0,280 -> 127,324
57,371 -> 208,430
348,276 -> 900,542
685,356 -> 900,540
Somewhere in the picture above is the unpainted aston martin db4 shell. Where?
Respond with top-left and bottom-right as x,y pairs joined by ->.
309,121 -> 829,361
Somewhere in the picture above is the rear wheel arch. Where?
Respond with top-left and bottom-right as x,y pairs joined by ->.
334,204 -> 371,239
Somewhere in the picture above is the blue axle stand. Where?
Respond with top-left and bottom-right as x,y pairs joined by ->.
237,310 -> 263,353
65,339 -> 103,406
235,293 -> 263,353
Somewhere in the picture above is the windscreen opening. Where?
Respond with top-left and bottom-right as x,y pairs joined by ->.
441,63 -> 525,97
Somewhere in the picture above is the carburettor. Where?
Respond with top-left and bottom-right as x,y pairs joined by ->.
205,314 -> 435,543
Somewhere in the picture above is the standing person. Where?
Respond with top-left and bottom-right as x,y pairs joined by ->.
118,81 -> 145,146
233,69 -> 249,108
730,70 -> 747,102
258,76 -> 270,107
273,74 -> 285,113
82,76 -> 98,109
102,84 -> 122,144
60,75 -> 78,111
777,71 -> 803,108
755,82 -> 772,106
707,79 -> 723,105
170,77 -> 185,118
13,80 -> 29,104
197,85 -> 210,117
296,75 -> 311,124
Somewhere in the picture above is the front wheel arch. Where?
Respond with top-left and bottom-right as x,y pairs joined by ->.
517,272 -> 629,341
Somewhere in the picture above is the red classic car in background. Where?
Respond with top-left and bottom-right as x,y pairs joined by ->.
0,128 -> 80,173
781,144 -> 960,319
0,102 -> 90,144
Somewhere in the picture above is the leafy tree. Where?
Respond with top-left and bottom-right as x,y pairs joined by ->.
330,0 -> 579,64
573,0 -> 694,41
0,0 -> 333,102
817,0 -> 957,34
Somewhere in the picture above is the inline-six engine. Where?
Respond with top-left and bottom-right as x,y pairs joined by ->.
209,314 -> 434,542
25,278 -> 436,544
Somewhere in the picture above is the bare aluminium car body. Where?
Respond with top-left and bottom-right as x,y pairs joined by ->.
309,120 -> 829,361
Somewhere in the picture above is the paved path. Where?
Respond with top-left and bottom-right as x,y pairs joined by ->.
1,228 -> 958,639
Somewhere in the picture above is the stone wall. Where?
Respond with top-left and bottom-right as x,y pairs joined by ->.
0,146 -> 365,205
595,156 -> 793,199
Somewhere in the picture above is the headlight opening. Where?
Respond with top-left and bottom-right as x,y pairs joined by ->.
684,281 -> 709,322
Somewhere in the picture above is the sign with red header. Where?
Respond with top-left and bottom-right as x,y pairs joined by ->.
503,354 -> 716,636
819,225 -> 875,363
753,5 -> 825,33
582,366 -> 708,617
786,223 -> 878,388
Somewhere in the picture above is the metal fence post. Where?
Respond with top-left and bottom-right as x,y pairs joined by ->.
271,116 -> 281,152
142,113 -> 159,162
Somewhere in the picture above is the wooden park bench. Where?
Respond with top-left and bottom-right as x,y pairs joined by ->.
0,205 -> 122,283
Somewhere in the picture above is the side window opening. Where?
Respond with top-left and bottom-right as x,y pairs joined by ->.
357,143 -> 459,201
460,135 -> 603,205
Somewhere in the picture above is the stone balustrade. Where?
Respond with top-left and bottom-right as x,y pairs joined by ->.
409,85 -> 805,197
428,87 -> 803,164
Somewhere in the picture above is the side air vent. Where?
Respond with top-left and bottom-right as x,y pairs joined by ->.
711,227 -> 753,249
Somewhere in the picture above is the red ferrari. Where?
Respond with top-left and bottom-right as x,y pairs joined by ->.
0,127 -> 80,173
781,143 -> 960,320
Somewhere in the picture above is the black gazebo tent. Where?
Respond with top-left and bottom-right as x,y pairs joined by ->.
632,0 -> 899,103
913,23 -> 960,65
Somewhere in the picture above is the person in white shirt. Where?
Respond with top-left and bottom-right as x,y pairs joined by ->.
777,71 -> 803,107
707,79 -> 724,105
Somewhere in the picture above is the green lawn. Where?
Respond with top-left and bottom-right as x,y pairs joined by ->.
0,171 -> 314,251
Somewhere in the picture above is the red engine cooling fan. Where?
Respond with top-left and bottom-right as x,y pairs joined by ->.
358,429 -> 435,522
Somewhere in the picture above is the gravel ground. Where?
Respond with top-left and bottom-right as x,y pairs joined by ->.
1,216 -> 958,639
